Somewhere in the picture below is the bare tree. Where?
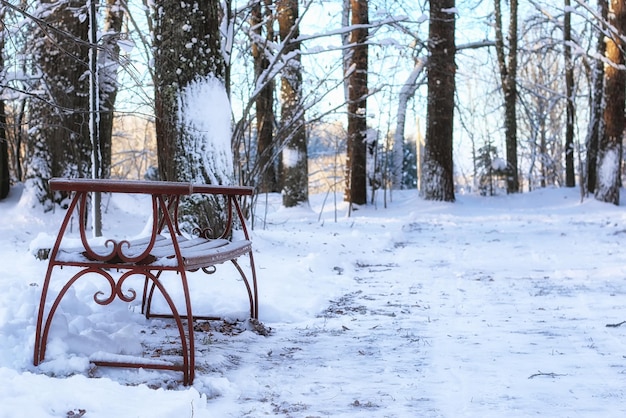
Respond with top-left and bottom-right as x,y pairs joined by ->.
98,0 -> 125,179
0,3 -> 8,199
585,0 -> 607,195
24,0 -> 92,208
422,0 -> 456,202
494,0 -> 519,193
517,20 -> 566,190
595,0 -> 626,204
392,57 -> 427,190
564,0 -> 575,187
251,1 -> 278,193
278,0 -> 308,207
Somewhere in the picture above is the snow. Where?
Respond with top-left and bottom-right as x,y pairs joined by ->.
597,147 -> 620,195
491,156 -> 507,171
2,183 -> 626,417
282,147 -> 301,168
178,75 -> 234,184
441,8 -> 459,15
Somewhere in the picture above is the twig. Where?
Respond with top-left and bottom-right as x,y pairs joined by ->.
528,371 -> 566,379
606,321 -> 626,328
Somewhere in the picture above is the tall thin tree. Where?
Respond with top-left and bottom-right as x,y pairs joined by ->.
564,0 -> 575,187
251,1 -> 278,193
88,0 -> 102,236
422,0 -> 456,202
98,0 -> 125,180
278,0 -> 308,207
345,0 -> 369,206
0,3 -> 9,199
585,0 -> 607,195
494,0 -> 519,193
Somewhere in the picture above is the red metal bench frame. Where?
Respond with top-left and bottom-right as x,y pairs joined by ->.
33,178 -> 257,385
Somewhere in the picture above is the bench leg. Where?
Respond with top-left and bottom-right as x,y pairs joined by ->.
140,270 -> 195,385
33,262 -> 62,366
249,251 -> 259,319
145,255 -> 259,321
231,250 -> 259,319
34,267 -> 195,385
34,266 -> 121,366
142,271 -> 160,319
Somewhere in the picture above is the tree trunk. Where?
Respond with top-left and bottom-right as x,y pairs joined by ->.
278,0 -> 308,207
341,0 -> 351,100
540,125 -> 547,188
585,0 -> 607,195
0,97 -> 8,198
564,0 -> 575,187
595,0 -> 626,205
0,4 -> 9,199
24,0 -> 92,209
494,0 -> 519,193
345,0 -> 368,206
98,0 -> 125,179
252,1 -> 278,193
422,0 -> 456,202
153,1 -> 233,232
393,59 -> 426,190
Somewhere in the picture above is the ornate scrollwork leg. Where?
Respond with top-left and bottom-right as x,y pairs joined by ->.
35,267 -> 117,365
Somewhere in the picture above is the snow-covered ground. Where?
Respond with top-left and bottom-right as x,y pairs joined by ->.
1,184 -> 626,417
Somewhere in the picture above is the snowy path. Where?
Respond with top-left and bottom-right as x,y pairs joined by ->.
191,193 -> 626,417
196,223 -> 437,416
2,187 -> 626,417
417,208 -> 626,417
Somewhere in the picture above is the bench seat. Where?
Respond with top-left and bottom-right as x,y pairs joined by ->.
56,235 -> 252,269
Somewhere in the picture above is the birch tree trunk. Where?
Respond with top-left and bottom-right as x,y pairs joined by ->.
278,0 -> 308,207
392,59 -> 426,189
345,0 -> 368,206
595,0 -> 626,205
422,0 -> 455,202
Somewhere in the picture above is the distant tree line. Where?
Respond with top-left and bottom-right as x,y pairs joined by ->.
0,0 -> 625,213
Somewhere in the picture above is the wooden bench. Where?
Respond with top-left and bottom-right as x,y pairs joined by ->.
33,178 -> 258,385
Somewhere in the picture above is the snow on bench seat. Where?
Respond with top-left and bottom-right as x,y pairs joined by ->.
56,235 -> 252,269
